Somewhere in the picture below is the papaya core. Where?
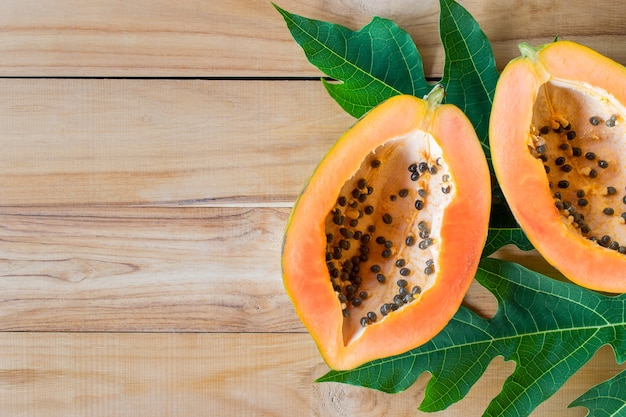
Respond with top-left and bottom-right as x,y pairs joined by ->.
324,130 -> 454,345
530,80 -> 626,253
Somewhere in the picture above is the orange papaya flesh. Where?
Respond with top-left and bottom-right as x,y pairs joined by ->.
490,41 -> 626,293
283,88 -> 490,370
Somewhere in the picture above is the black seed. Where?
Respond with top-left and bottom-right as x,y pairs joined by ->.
398,188 -> 409,198
581,225 -> 591,234
557,180 -> 569,189
397,278 -> 408,288
559,143 -> 569,150
540,126 -> 550,134
399,268 -> 411,276
589,169 -> 598,178
554,125 -> 563,133
412,286 -> 422,295
359,245 -> 369,255
337,196 -> 346,206
349,219 -> 358,227
382,213 -> 392,224
342,309 -> 350,318
604,207 -> 615,215
357,178 -> 367,189
536,144 -> 547,154
567,130 -> 577,140
442,185 -> 451,194
351,297 -> 361,307
351,188 -> 360,198
367,312 -> 377,322
389,194 -> 397,201
554,192 -> 562,200
426,259 -> 434,266
339,240 -> 350,250
375,236 -> 386,244
600,235 -> 612,247
360,317 -> 369,327
561,164 -> 572,172
370,264 -> 381,273
418,238 -> 433,250
349,200 -> 358,208
395,259 -> 406,267
403,293 -> 414,304
358,193 -> 367,203
410,172 -> 420,181
408,163 -> 418,172
367,186 -> 374,195
340,228 -> 353,239
623,196 -> 626,204
384,240 -> 393,248
405,235 -> 416,246
381,249 -> 392,258
609,241 -> 620,250
418,188 -> 427,198
576,189 -> 585,198
429,165 -> 438,175
424,265 -> 435,275
607,187 -> 617,195
333,247 -> 342,259
380,304 -> 391,316
578,198 -> 588,207
606,115 -> 617,127
333,214 -> 345,225
555,201 -> 564,210
563,200 -> 572,210
376,273 -> 386,283
415,200 -> 424,210
419,228 -> 431,239
367,225 -> 376,233
590,116 -> 600,126
418,162 -> 428,173
418,220 -> 428,230
353,231 -> 363,240
572,147 -> 582,157
585,152 -> 596,160
371,159 -> 381,168
619,246 -> 626,255
598,160 -> 609,169
393,294 -> 404,306
398,287 -> 408,297
326,233 -> 334,243
555,156 -> 565,166
359,291 -> 368,299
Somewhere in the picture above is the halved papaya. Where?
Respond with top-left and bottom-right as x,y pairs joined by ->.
490,41 -> 626,292
282,87 -> 490,370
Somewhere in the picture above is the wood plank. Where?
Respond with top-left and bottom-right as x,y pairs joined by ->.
0,0 -> 626,77
0,332 -> 621,416
0,206 -> 300,332
0,78 -> 354,206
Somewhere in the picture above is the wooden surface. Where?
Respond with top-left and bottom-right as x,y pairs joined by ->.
1,1 -> 624,415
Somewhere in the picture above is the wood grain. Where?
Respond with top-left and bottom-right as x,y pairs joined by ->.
0,332 -> 621,417
0,78 -> 353,206
0,0 -> 625,77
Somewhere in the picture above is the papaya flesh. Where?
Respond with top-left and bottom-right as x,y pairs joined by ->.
490,41 -> 626,292
282,87 -> 491,370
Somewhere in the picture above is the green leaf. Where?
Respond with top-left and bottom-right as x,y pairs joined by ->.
273,3 -> 433,118
438,0 -> 499,161
318,258 -> 626,416
482,227 -> 533,258
570,369 -> 626,417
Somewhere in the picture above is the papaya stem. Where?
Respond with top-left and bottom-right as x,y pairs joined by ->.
519,42 -> 539,61
424,84 -> 446,109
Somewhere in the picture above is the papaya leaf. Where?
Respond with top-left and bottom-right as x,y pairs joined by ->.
438,0 -> 499,162
482,227 -> 533,258
318,258 -> 626,417
273,3 -> 433,118
569,369 -> 626,417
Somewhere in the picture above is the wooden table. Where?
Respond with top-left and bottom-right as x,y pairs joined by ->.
1,1 -> 624,415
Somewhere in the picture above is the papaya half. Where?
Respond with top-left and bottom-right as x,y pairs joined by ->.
490,41 -> 626,292
282,86 -> 491,370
